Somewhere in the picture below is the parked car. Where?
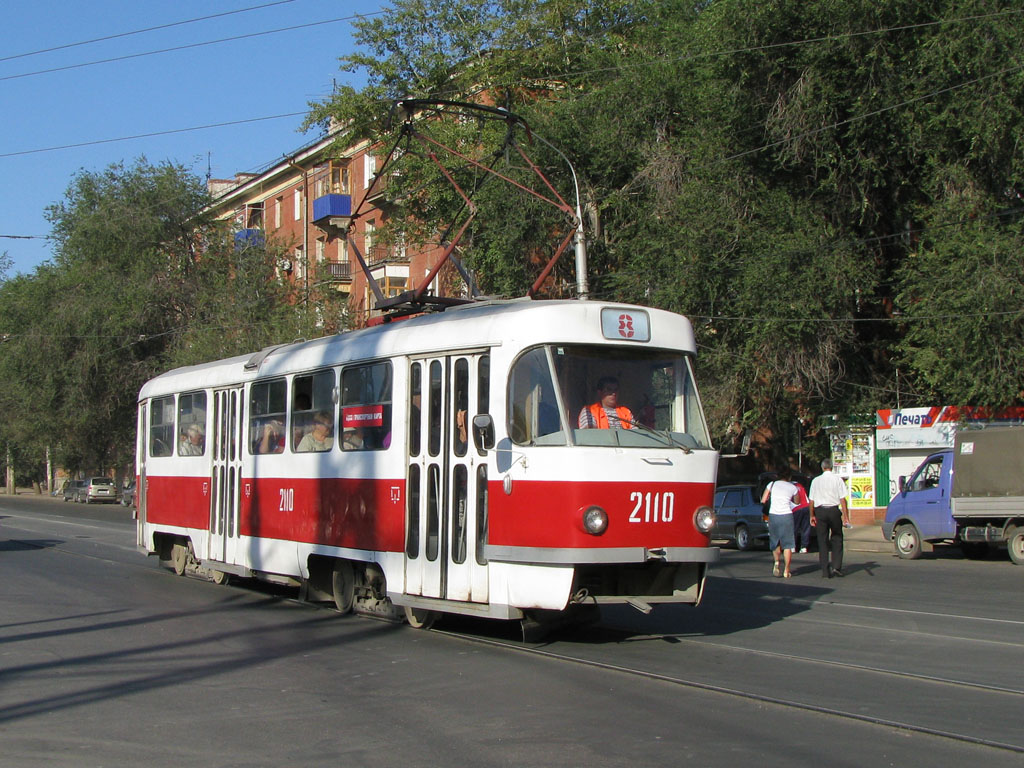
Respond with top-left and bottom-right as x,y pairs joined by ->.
83,476 -> 119,504
713,484 -> 769,550
62,479 -> 87,503
121,479 -> 136,508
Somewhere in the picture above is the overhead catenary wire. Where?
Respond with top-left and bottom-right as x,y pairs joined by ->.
0,12 -> 384,84
0,0 -> 299,64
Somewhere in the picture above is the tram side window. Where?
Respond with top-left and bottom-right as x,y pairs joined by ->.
508,347 -> 565,446
177,391 -> 207,456
409,362 -> 422,456
341,361 -> 392,451
150,396 -> 175,457
476,354 -> 490,457
453,358 -> 469,457
250,379 -> 287,454
292,370 -> 336,452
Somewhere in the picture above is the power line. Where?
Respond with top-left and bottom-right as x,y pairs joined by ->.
0,0 -> 298,63
0,12 -> 382,83
0,112 -> 307,159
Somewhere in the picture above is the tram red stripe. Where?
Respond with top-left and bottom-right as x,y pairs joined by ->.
239,476 -> 405,551
488,480 -> 715,549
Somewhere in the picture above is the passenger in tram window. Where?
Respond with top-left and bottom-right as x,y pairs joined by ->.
578,376 -> 634,429
342,426 -> 364,451
178,424 -> 205,456
296,411 -> 334,452
256,420 -> 285,454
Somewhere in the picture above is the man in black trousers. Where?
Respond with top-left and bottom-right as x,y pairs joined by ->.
809,458 -> 851,577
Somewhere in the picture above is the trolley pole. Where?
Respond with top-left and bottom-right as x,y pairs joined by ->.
534,133 -> 589,300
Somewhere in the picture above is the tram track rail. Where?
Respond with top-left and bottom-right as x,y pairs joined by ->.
6,510 -> 1022,755
432,624 -> 1024,755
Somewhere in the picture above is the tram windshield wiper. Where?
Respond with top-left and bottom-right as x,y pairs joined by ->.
620,419 -> 693,453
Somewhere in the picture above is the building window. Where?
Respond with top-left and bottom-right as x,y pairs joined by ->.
314,160 -> 350,197
274,197 -> 282,229
294,187 -> 303,221
332,161 -> 349,194
363,153 -> 376,190
316,239 -> 325,263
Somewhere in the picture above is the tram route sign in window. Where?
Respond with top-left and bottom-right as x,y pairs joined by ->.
600,307 -> 650,342
341,361 -> 392,451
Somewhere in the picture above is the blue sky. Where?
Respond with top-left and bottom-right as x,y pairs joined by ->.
0,0 -> 384,276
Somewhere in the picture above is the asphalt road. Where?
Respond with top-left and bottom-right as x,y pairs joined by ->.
1,493 -> 1021,767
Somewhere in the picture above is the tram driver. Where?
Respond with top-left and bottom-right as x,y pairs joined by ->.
578,376 -> 634,430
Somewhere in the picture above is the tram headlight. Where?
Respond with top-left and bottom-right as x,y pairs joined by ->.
581,506 -> 609,536
693,505 -> 716,534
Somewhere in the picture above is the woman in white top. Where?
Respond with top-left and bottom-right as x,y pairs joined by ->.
760,466 -> 799,578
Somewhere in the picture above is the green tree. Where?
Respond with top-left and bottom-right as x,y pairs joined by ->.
0,159 -> 313,477
307,0 -> 1024,460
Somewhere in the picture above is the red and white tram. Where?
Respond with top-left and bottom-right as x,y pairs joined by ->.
136,299 -> 719,629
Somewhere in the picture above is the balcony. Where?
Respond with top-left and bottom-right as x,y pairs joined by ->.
234,228 -> 264,250
321,261 -> 353,282
366,246 -> 410,269
312,193 -> 353,230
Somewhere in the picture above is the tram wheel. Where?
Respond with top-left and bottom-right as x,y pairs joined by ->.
331,560 -> 355,614
171,541 -> 190,576
211,569 -> 231,586
404,605 -> 437,630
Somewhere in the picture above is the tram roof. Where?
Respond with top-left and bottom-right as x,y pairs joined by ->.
138,299 -> 696,400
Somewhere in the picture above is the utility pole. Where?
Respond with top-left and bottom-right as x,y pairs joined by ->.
6,444 -> 13,495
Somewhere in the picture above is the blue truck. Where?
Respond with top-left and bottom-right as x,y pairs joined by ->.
883,426 -> 1024,564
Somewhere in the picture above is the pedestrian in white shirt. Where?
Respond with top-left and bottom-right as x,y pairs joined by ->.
760,465 -> 799,578
809,458 -> 850,578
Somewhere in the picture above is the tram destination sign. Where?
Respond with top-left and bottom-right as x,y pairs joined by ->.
601,308 -> 650,342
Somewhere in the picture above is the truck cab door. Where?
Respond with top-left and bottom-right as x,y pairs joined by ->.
900,453 -> 955,539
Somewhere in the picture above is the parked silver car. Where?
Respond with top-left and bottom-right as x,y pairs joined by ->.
62,479 -> 87,503
713,484 -> 770,550
83,477 -> 119,503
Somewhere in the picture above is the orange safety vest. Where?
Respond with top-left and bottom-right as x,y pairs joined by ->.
587,403 -> 633,429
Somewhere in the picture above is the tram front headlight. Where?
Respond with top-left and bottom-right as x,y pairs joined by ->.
581,506 -> 609,536
693,505 -> 716,534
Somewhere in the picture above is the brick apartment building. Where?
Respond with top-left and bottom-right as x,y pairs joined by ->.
206,128 -> 455,328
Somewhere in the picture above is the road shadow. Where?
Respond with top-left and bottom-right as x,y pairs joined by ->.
0,538 -> 62,553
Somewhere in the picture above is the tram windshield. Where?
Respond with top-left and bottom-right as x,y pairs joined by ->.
507,344 -> 712,449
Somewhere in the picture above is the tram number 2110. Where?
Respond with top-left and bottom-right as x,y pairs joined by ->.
628,491 -> 675,523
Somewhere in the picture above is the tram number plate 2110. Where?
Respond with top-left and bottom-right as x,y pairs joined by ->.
628,491 -> 675,523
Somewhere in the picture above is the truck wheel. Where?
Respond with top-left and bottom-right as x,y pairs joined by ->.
1007,526 -> 1024,566
894,523 -> 922,560
735,524 -> 751,551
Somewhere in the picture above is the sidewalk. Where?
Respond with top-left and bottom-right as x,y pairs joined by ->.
844,522 -> 891,554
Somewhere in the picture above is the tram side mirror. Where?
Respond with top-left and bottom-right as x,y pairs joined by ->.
472,414 -> 495,451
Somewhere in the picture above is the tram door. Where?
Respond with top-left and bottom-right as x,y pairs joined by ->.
405,353 -> 490,604
208,386 -> 244,565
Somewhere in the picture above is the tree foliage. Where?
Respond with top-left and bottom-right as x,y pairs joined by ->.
308,0 -> 1024,463
0,159 -> 314,479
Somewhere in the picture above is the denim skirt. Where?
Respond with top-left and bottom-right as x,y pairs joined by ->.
768,513 -> 796,551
